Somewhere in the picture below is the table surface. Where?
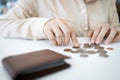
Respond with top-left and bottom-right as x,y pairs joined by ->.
0,37 -> 120,80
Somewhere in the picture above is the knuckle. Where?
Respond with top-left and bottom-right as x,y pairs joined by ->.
97,24 -> 101,26
111,27 -> 117,32
97,24 -> 103,27
108,37 -> 113,41
64,30 -> 71,35
56,34 -> 63,38
98,35 -> 104,40
93,33 -> 98,38
60,18 -> 67,22
106,23 -> 110,26
49,36 -> 55,40
110,33 -> 116,39
100,34 -> 104,38
103,24 -> 110,29
92,36 -> 96,40
106,38 -> 112,43
95,27 -> 100,31
105,26 -> 109,30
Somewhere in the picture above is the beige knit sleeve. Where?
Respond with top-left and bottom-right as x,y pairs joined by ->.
108,0 -> 120,31
0,0 -> 50,40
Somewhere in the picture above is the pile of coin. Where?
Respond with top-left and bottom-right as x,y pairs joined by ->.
63,43 -> 113,58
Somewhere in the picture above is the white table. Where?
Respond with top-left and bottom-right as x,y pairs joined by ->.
0,37 -> 120,80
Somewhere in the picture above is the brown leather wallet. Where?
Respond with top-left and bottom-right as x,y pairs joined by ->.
2,49 -> 70,80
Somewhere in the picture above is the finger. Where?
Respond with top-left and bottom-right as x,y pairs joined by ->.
64,31 -> 70,45
91,25 -> 102,44
105,28 -> 117,44
58,19 -> 71,45
52,24 -> 63,46
88,31 -> 93,37
113,32 -> 120,42
65,20 -> 79,46
46,29 -> 57,46
96,26 -> 109,44
71,32 -> 79,46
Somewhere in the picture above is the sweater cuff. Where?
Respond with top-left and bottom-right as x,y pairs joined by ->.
31,18 -> 51,40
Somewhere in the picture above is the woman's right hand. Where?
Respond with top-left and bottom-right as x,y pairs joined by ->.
44,18 -> 79,46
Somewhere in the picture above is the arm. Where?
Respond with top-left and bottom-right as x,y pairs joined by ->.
109,0 -> 120,31
88,0 -> 120,44
0,0 -> 50,40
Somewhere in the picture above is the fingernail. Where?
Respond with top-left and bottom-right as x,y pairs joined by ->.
96,40 -> 100,44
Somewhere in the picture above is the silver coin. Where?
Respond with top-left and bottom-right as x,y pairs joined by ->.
77,48 -> 86,53
99,53 -> 109,57
80,53 -> 88,57
71,50 -> 79,54
83,45 -> 92,48
97,46 -> 104,49
96,50 -> 107,54
86,50 -> 96,54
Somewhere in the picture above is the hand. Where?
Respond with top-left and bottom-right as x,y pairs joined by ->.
44,18 -> 79,46
88,23 -> 120,44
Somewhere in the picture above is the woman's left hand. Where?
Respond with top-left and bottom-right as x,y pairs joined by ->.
88,23 -> 120,44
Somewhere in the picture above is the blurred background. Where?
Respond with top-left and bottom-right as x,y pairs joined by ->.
0,0 -> 17,15
0,0 -> 120,19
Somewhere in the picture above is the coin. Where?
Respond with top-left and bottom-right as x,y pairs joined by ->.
84,43 -> 90,46
77,48 -> 86,53
107,47 -> 113,50
96,50 -> 107,54
86,50 -> 96,54
72,46 -> 80,49
83,43 -> 92,48
93,43 -> 100,48
71,50 -> 79,54
90,43 -> 94,47
99,53 -> 109,57
83,45 -> 92,48
98,46 -> 104,49
64,49 -> 72,52
95,46 -> 104,49
80,53 -> 88,57
94,43 -> 100,46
